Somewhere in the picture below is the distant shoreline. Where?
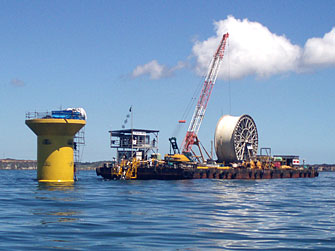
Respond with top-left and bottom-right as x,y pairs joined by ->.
1,158 -> 335,171
0,158 -> 104,171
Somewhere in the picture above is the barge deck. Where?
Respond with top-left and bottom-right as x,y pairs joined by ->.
96,161 -> 318,180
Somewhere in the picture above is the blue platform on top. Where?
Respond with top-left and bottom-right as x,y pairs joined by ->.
51,110 -> 84,120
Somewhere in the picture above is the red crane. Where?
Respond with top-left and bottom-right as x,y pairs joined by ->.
181,33 -> 229,157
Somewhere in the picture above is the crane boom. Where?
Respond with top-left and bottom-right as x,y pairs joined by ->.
181,33 -> 229,154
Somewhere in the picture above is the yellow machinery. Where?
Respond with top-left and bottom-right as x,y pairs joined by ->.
26,110 -> 86,182
109,158 -> 139,180
164,154 -> 190,162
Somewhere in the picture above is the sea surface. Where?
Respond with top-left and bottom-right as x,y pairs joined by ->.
0,170 -> 334,250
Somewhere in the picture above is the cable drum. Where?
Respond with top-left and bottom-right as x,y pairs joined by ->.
214,115 -> 258,163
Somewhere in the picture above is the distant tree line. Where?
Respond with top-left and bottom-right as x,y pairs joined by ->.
1,158 -> 335,171
0,159 -> 108,170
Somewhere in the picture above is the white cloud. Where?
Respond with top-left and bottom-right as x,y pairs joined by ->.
132,60 -> 171,80
131,16 -> 335,81
193,16 -> 302,80
132,60 -> 187,80
171,61 -> 187,71
303,28 -> 335,66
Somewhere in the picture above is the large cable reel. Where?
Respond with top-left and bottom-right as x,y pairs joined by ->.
214,115 -> 258,163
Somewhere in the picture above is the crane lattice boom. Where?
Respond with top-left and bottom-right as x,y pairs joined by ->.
182,33 -> 229,153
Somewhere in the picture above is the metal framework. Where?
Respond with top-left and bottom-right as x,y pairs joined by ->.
181,33 -> 229,153
233,116 -> 258,161
110,129 -> 159,162
74,128 -> 85,163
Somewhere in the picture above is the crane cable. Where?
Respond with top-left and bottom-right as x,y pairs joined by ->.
173,34 -> 231,138
172,60 -> 213,138
172,78 -> 200,138
227,38 -> 232,115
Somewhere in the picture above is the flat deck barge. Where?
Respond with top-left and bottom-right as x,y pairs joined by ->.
96,161 -> 318,180
98,128 -> 318,180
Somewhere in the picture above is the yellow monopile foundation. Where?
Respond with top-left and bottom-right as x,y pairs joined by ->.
26,117 -> 86,182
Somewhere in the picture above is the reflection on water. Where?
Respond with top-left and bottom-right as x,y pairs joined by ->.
31,180 -> 83,249
35,182 -> 81,225
33,210 -> 81,224
37,181 -> 75,191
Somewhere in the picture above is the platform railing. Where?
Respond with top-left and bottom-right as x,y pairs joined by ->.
25,112 -> 52,119
25,111 -> 85,120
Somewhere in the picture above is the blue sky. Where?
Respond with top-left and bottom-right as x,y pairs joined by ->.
1,0 -> 334,164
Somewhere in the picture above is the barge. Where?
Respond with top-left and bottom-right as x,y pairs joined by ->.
96,125 -> 318,181
96,139 -> 319,180
96,35 -> 319,181
96,156 -> 318,180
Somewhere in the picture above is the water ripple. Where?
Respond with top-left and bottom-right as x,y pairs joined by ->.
0,170 -> 334,250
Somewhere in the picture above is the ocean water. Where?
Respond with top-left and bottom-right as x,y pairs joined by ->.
0,170 -> 334,250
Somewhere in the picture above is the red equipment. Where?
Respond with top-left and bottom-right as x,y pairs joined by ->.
181,33 -> 229,155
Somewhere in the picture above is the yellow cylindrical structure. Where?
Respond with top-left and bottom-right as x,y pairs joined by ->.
26,118 -> 86,182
